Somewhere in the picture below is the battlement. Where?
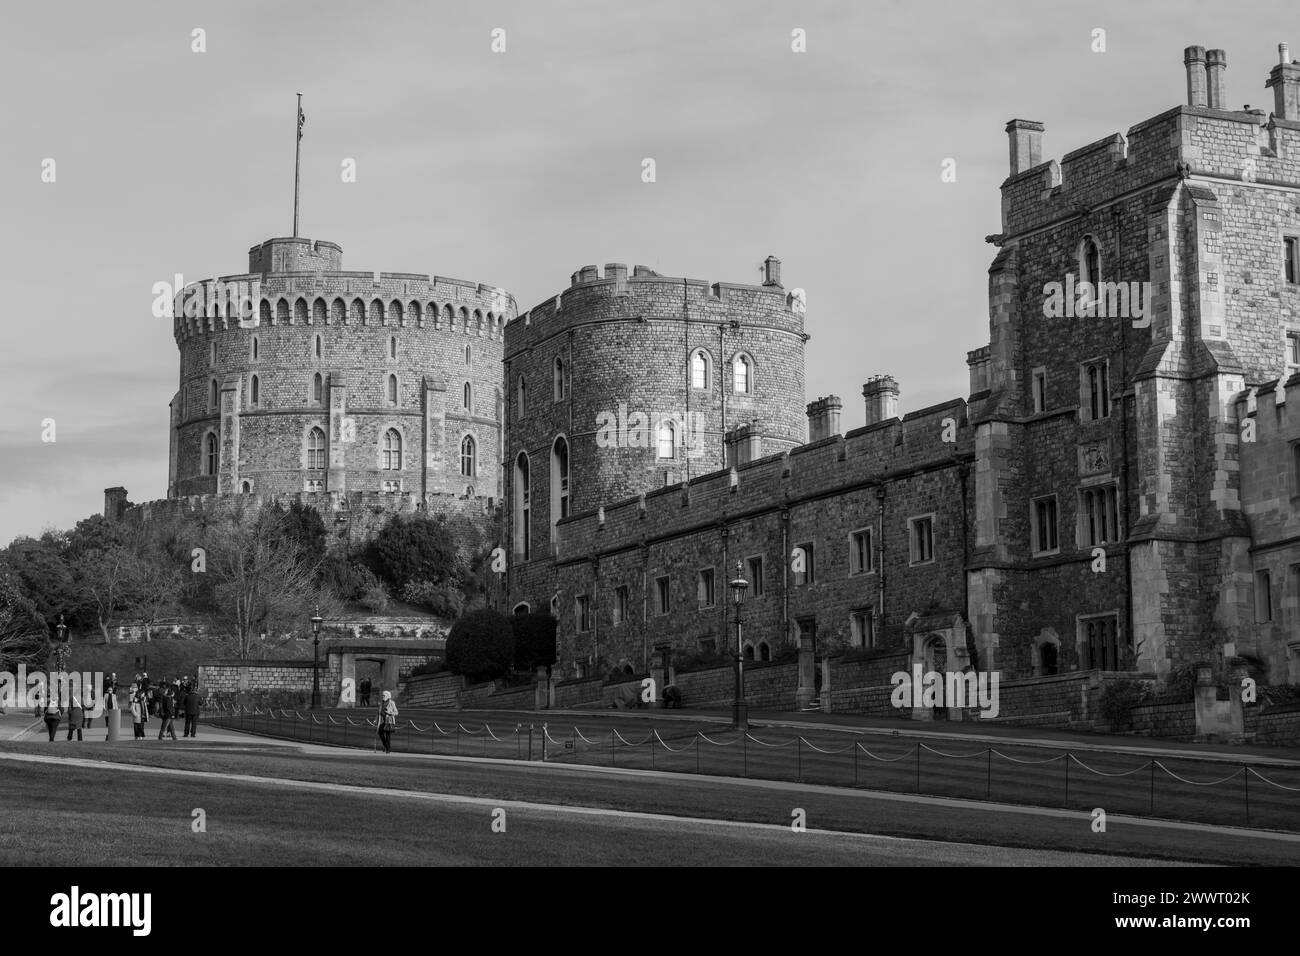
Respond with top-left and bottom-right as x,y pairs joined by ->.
551,394 -> 971,558
997,44 -> 1300,238
1235,370 -> 1300,422
172,269 -> 517,344
506,259 -> 803,349
248,237 -> 344,274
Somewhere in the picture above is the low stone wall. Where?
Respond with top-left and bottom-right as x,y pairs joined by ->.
1245,702 -> 1300,745
554,677 -> 604,708
322,618 -> 448,642
671,660 -> 798,709
825,651 -> 910,715
403,673 -> 464,708
198,660 -> 334,707
1129,700 -> 1196,737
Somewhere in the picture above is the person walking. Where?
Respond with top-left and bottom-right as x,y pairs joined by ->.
65,695 -> 84,741
360,677 -> 371,708
156,686 -> 177,741
42,694 -> 61,742
376,690 -> 398,754
182,685 -> 200,738
130,687 -> 145,740
102,673 -> 118,729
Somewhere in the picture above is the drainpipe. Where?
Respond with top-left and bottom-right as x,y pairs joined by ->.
958,460 -> 976,670
719,321 -> 727,471
781,507 -> 791,647
876,486 -> 887,636
1113,205 -> 1135,671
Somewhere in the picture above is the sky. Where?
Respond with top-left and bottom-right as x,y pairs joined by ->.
0,0 -> 1289,543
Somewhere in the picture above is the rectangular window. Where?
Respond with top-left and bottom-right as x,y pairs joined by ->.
793,542 -> 815,586
613,586 -> 629,627
1256,570 -> 1273,623
697,568 -> 715,608
1031,495 -> 1059,555
1288,331 -> 1300,367
850,528 -> 874,575
656,576 -> 671,615
909,516 -> 935,565
1031,367 -> 1047,414
850,609 -> 874,649
1078,485 -> 1121,546
746,556 -> 764,597
575,595 -> 592,633
1079,615 -> 1121,671
1285,236 -> 1298,285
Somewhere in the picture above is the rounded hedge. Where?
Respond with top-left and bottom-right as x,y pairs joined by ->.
445,609 -> 515,685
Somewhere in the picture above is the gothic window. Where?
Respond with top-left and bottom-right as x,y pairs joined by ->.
307,427 -> 326,470
250,374 -> 260,407
553,355 -> 567,401
294,298 -> 307,323
387,374 -> 398,406
463,382 -> 472,410
331,298 -> 345,324
312,298 -> 326,324
514,453 -> 531,560
312,372 -> 323,404
205,432 -> 218,475
690,350 -> 711,390
461,435 -> 476,477
657,420 -> 676,459
382,429 -> 402,470
733,353 -> 753,394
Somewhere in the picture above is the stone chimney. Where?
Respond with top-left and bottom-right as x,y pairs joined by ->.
806,395 -> 842,442
762,256 -> 782,287
1006,119 -> 1044,175
1184,46 -> 1208,106
1206,49 -> 1228,108
1267,42 -> 1300,120
862,376 -> 900,426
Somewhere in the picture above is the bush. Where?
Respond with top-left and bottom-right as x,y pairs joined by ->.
1099,678 -> 1150,730
511,613 -> 557,671
400,580 -> 464,619
360,585 -> 390,614
370,515 -> 456,592
445,609 -> 515,684
321,556 -> 380,602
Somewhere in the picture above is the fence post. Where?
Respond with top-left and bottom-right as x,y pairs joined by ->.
455,723 -> 460,755
650,732 -> 656,771
611,730 -> 616,768
1064,753 -> 1070,808
915,744 -> 921,794
528,723 -> 533,762
343,717 -> 349,748
742,731 -> 747,778
987,748 -> 992,800
1244,765 -> 1250,826
695,734 -> 700,774
796,737 -> 802,782
1149,760 -> 1155,815
853,742 -> 858,787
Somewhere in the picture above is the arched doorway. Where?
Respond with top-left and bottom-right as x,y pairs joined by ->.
923,634 -> 948,718
1041,642 -> 1058,676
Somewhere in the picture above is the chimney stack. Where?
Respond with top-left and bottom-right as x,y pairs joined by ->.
1184,46 -> 1208,106
1206,49 -> 1228,108
762,255 -> 782,287
1005,119 -> 1044,175
806,395 -> 842,442
862,376 -> 900,427
1267,41 -> 1300,120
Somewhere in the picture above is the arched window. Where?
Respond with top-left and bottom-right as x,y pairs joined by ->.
733,354 -> 752,394
241,480 -> 252,494
210,379 -> 218,410
387,374 -> 398,405
410,301 -> 422,325
250,336 -> 259,361
514,453 -> 531,560
465,345 -> 472,366
461,435 -> 476,477
463,382 -> 472,410
390,300 -> 403,325
513,602 -> 531,615
312,372 -> 323,404
553,356 -> 566,401
331,298 -> 345,324
517,376 -> 527,417
458,306 -> 469,331
431,303 -> 441,330
276,298 -> 289,323
743,644 -> 755,661
389,336 -> 398,360
759,642 -> 771,662
205,432 -> 218,475
307,427 -> 326,470
369,299 -> 384,325
294,298 -> 307,324
443,304 -> 454,329
1079,236 -> 1101,287
250,374 -> 260,407
312,298 -> 326,324
382,429 -> 402,470
551,436 -> 569,541
259,300 -> 271,324
690,349 -> 711,390
350,298 -> 365,324
313,334 -> 322,359
657,421 -> 676,459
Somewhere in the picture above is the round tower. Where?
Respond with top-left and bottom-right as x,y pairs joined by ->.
169,237 -> 515,507
502,259 -> 806,561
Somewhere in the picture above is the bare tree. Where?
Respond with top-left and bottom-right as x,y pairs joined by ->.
0,571 -> 48,674
199,504 -> 333,659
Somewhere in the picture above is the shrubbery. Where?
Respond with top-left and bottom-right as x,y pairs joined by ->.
400,580 -> 464,619
369,515 -> 457,593
1098,678 -> 1150,730
445,609 -> 515,684
511,612 -> 557,671
360,585 -> 390,614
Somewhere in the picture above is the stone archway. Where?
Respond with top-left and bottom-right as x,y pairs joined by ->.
1033,628 -> 1061,677
908,614 -> 973,721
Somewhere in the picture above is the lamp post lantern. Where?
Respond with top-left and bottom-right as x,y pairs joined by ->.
729,562 -> 749,731
310,608 -> 324,709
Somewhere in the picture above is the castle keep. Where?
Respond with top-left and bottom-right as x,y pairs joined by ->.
109,45 -> 1300,703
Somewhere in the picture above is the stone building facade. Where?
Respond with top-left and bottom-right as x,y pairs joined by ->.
503,44 -> 1300,690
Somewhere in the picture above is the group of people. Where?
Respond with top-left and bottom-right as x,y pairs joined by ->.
34,672 -> 202,742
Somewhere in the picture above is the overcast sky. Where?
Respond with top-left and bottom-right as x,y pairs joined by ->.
0,0 -> 1286,543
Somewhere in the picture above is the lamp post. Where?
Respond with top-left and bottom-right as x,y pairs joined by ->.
53,615 -> 69,707
310,608 -> 323,709
729,562 -> 749,731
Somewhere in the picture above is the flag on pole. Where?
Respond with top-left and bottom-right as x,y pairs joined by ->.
298,104 -> 305,140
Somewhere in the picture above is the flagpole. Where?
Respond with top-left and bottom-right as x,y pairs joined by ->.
293,93 -> 303,237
